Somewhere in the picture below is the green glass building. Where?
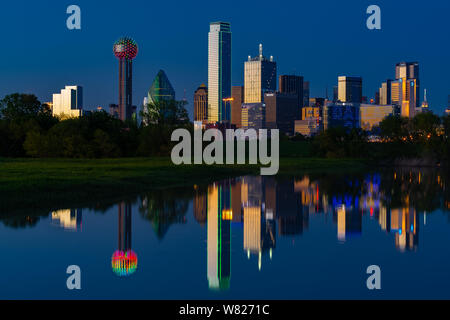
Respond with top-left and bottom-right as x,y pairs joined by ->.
147,70 -> 176,104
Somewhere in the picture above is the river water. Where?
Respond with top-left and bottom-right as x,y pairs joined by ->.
1,168 -> 449,299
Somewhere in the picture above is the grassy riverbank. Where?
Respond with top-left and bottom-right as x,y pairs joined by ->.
0,157 -> 367,194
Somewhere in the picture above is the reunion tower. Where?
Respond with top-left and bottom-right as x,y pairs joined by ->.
113,37 -> 138,121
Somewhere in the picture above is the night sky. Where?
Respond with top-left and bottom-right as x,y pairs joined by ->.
0,0 -> 449,116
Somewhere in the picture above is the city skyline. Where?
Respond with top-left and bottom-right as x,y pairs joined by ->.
0,0 -> 449,116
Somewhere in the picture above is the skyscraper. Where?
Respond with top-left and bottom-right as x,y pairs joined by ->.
241,103 -> 265,130
394,62 -> 420,118
303,81 -> 310,107
279,75 -> 304,119
264,92 -> 298,135
147,70 -> 176,105
208,22 -> 232,124
194,84 -> 208,123
338,76 -> 362,103
231,86 -> 244,128
113,37 -> 138,121
244,44 -> 277,104
52,85 -> 83,118
379,80 -> 392,105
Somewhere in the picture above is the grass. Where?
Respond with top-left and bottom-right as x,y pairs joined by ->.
0,157 -> 367,192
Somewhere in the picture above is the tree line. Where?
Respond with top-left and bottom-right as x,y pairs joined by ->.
0,93 -> 191,158
0,93 -> 449,163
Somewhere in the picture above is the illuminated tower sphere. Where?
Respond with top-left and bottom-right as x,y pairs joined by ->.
113,37 -> 138,121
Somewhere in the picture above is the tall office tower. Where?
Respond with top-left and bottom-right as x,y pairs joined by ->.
244,44 -> 277,104
395,62 -> 420,118
208,22 -> 232,124
231,86 -> 244,128
147,70 -> 176,104
391,80 -> 401,105
241,103 -> 265,130
338,76 -> 362,103
194,84 -> 208,123
333,85 -> 338,102
379,80 -> 392,105
264,92 -> 298,135
279,75 -> 304,119
303,81 -> 310,107
396,62 -> 419,80
113,37 -> 138,121
52,85 -> 83,118
207,182 -> 231,290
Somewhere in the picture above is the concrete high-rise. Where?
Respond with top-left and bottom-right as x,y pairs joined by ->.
113,37 -> 138,121
303,81 -> 310,107
279,75 -> 304,119
338,76 -> 362,103
264,92 -> 298,135
394,62 -> 420,118
379,80 -> 392,105
52,85 -> 83,118
231,86 -> 244,128
244,44 -> 277,104
194,84 -> 208,123
208,22 -> 232,124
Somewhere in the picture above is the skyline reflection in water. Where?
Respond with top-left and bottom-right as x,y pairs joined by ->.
0,168 -> 449,299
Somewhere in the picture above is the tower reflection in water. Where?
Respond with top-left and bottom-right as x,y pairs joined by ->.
112,202 -> 138,277
207,181 -> 231,290
196,170 -> 429,290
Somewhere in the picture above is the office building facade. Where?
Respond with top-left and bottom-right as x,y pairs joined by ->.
394,62 -> 420,118
303,81 -> 310,108
194,84 -> 208,123
231,86 -> 244,128
295,119 -> 321,137
338,76 -> 362,103
360,104 -> 400,131
279,75 -> 304,118
323,102 -> 360,130
244,44 -> 277,104
208,22 -> 232,123
379,80 -> 392,105
241,103 -> 265,130
264,92 -> 298,135
52,85 -> 83,118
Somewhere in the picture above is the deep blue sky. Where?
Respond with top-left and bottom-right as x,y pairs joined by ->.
0,0 -> 449,116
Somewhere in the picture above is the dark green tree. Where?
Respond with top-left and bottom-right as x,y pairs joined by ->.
141,99 -> 189,126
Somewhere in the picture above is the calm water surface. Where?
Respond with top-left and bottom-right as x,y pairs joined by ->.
1,168 -> 449,299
